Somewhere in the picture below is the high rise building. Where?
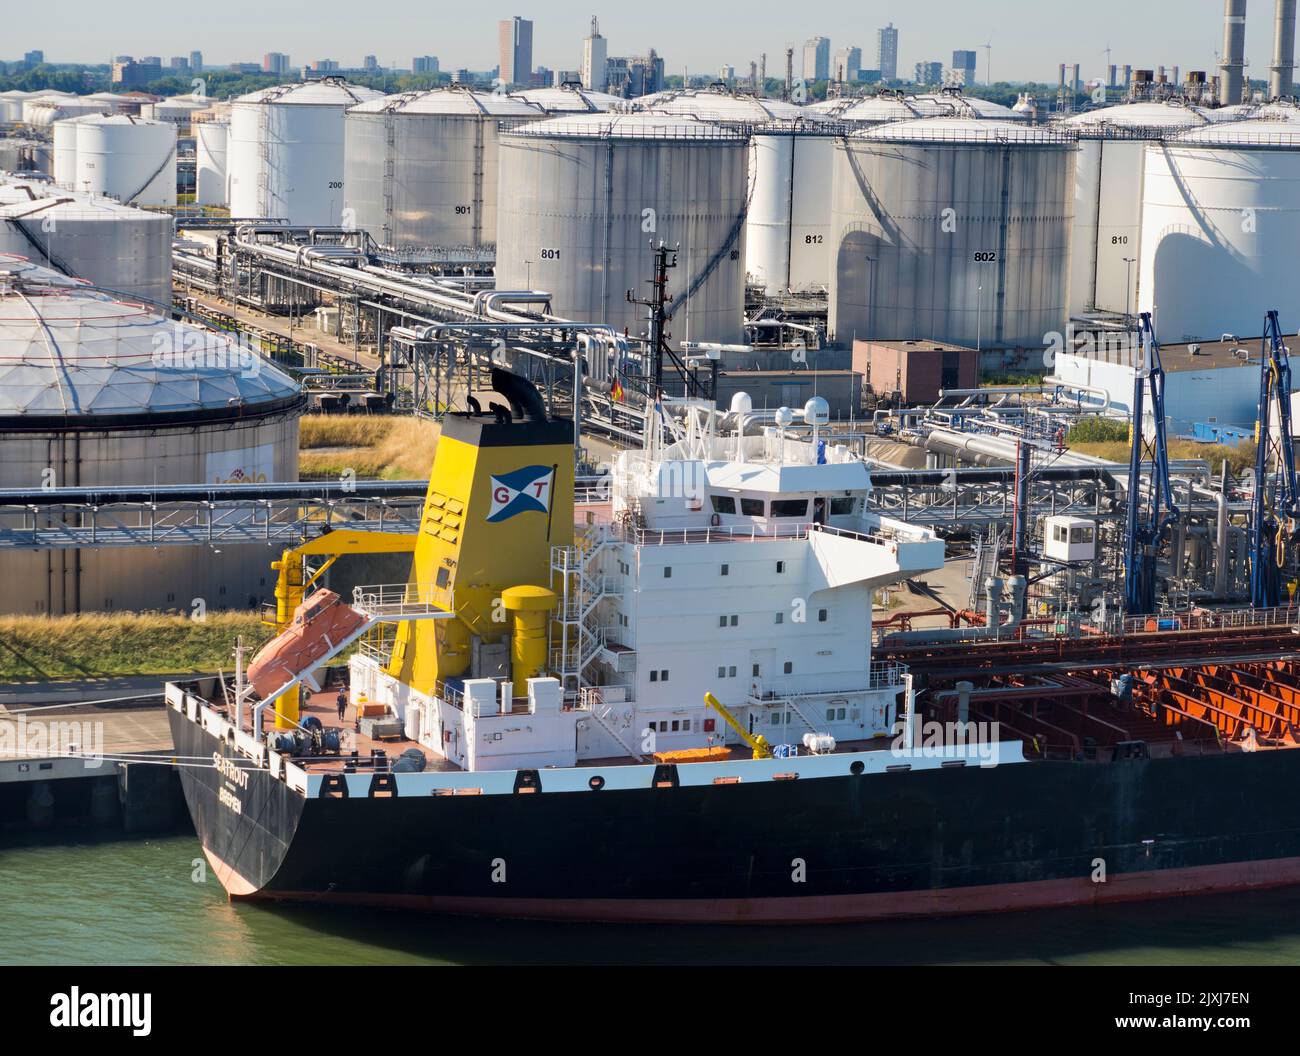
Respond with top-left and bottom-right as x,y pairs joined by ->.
582,16 -> 608,91
190,51 -> 203,72
363,55 -> 379,72
952,49 -> 978,85
605,56 -> 631,96
413,55 -> 440,74
111,58 -> 162,88
498,16 -> 534,86
833,46 -> 862,84
169,57 -> 190,70
263,52 -> 291,76
23,50 -> 44,66
914,61 -> 943,86
877,23 -> 898,82
802,36 -> 830,82
626,49 -> 664,97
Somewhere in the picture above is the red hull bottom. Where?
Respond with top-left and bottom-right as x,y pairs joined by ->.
225,855 -> 1300,924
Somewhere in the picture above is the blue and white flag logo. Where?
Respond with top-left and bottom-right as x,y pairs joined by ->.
487,465 -> 555,523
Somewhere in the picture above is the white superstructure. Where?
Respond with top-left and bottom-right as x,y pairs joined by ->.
354,394 -> 945,771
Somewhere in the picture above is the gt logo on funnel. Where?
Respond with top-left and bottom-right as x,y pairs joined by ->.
488,465 -> 554,522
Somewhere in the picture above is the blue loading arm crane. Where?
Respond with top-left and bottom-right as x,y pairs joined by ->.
1123,312 -> 1179,615
1248,310 -> 1300,608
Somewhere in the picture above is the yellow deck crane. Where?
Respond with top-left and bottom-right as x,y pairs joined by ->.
265,527 -> 417,728
704,691 -> 773,760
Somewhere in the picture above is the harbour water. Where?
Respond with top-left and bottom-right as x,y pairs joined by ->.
3,832 -> 1299,966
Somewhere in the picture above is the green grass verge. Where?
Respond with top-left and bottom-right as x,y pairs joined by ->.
0,611 -> 270,681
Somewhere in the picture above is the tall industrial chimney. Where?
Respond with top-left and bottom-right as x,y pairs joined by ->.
1220,0 -> 1248,105
1270,0 -> 1296,98
784,47 -> 793,100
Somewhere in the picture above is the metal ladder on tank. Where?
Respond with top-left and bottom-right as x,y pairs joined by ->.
381,112 -> 396,246
256,105 -> 271,217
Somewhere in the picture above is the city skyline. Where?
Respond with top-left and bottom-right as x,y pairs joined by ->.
3,0 -> 1241,86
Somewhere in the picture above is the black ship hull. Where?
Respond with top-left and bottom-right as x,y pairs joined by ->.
171,708 -> 1300,923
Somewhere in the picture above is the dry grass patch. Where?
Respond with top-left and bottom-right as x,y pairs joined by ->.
299,415 -> 438,480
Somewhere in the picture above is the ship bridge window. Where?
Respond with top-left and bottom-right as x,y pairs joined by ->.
830,497 -> 857,516
771,499 -> 809,518
740,497 -> 765,516
711,495 -> 736,514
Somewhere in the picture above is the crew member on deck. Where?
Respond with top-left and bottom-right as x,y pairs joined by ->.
336,688 -> 347,720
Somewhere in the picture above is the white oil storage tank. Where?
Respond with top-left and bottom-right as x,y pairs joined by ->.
143,93 -> 212,129
914,89 -> 1029,121
0,193 -> 174,306
829,118 -> 1076,349
0,91 -> 38,123
228,78 -> 385,224
494,111 -> 750,343
23,95 -> 109,128
513,83 -> 625,112
195,119 -> 229,206
1062,101 -> 1213,318
807,92 -> 946,124
74,115 -> 177,206
1138,120 -> 1300,342
0,258 -> 304,615
643,88 -> 834,295
52,116 -> 90,188
343,88 -> 539,259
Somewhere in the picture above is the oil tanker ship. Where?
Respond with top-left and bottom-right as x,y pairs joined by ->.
167,373 -> 1300,922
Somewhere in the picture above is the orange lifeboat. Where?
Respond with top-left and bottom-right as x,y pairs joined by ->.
248,589 -> 368,700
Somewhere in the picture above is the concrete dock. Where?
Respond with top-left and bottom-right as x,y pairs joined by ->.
0,690 -> 185,836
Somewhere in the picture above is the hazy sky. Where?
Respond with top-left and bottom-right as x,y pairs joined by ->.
6,1 -> 1256,84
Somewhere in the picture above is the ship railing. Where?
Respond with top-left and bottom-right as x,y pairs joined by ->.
606,520 -> 930,549
355,637 -> 393,664
1106,604 -> 1298,637
750,663 -> 906,704
352,582 -> 454,618
613,521 -> 813,546
434,680 -> 465,712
